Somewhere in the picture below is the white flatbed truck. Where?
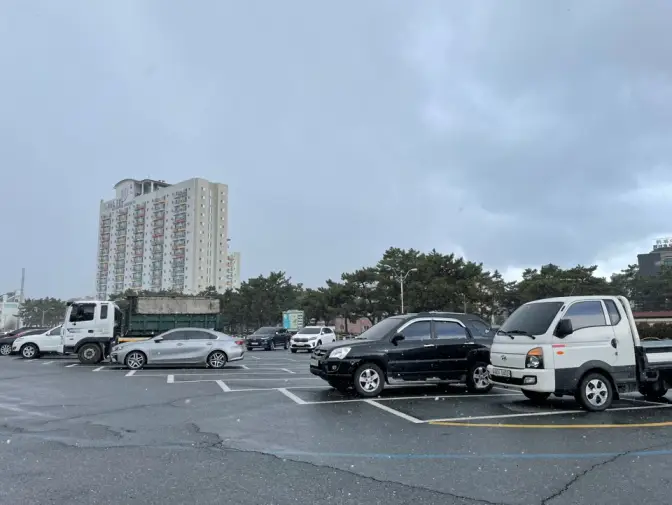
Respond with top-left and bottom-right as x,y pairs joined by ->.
487,295 -> 672,411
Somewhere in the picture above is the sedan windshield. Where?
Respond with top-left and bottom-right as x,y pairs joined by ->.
499,302 -> 563,336
354,317 -> 404,341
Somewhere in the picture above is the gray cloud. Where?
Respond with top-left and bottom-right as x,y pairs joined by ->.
0,1 -> 670,297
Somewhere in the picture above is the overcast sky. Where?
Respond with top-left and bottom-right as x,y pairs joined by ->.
1,0 -> 672,299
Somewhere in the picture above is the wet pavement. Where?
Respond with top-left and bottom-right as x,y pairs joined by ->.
1,351 -> 672,504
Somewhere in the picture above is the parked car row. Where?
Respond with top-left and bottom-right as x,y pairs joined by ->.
310,296 -> 672,412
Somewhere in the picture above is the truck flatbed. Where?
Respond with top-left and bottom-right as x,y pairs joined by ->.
641,339 -> 672,364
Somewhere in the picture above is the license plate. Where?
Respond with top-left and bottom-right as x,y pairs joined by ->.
310,358 -> 318,367
491,367 -> 511,378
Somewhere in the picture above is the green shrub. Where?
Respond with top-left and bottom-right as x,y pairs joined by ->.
637,322 -> 672,340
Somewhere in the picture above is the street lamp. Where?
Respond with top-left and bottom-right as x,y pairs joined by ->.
382,266 -> 418,314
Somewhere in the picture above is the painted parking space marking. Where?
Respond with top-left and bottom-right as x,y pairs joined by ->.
92,366 -> 105,372
167,374 -> 174,383
65,364 -> 78,368
364,399 -> 425,423
277,388 -> 307,404
125,370 -> 136,377
300,392 -> 523,405
41,361 -> 54,365
216,380 -> 231,392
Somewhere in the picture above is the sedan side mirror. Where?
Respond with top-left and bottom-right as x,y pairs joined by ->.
555,319 -> 573,338
154,336 -> 164,343
391,333 -> 405,345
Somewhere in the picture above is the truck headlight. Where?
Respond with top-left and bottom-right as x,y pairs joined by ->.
329,347 -> 351,359
525,347 -> 543,369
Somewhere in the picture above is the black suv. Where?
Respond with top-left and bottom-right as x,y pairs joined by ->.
309,312 -> 493,397
246,326 -> 291,351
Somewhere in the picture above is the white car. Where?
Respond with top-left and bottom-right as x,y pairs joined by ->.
290,326 -> 337,353
13,325 -> 63,359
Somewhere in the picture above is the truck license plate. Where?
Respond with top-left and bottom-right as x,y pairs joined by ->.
310,358 -> 318,367
491,367 -> 511,378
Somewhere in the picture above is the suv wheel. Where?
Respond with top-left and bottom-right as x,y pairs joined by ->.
466,362 -> 493,393
267,341 -> 275,351
0,343 -> 12,356
353,363 -> 385,397
21,343 -> 39,359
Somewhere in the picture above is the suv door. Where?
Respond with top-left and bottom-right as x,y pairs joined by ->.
321,327 -> 335,343
274,328 -> 289,346
386,319 -> 436,380
433,319 -> 473,379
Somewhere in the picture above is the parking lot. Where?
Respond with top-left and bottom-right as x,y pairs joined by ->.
3,350 -> 672,504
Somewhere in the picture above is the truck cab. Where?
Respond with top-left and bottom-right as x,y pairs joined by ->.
487,295 -> 672,411
59,300 -> 122,364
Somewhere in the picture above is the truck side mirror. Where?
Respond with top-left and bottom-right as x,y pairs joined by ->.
555,319 -> 573,338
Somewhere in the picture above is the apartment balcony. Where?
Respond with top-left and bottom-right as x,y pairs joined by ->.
173,203 -> 187,212
174,196 -> 187,204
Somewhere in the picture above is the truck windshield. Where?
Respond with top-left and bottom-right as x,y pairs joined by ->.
499,302 -> 563,336
355,317 -> 405,341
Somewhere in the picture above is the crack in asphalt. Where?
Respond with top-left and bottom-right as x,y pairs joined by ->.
207,441 -> 510,505
539,439 -> 672,505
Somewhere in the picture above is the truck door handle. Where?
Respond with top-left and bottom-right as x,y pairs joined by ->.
423,344 -> 436,347
611,339 -> 618,349
88,330 -> 94,333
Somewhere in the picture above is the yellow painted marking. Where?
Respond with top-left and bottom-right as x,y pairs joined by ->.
430,420 -> 672,429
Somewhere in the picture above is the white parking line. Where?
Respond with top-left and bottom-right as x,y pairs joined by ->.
41,361 -> 54,365
303,392 -> 523,405
240,364 -> 249,370
228,386 -> 332,392
125,370 -> 136,377
65,364 -> 78,368
364,399 -> 424,424
277,388 -> 307,404
426,403 -> 672,423
167,374 -> 174,383
0,402 -> 55,418
92,366 -> 105,372
216,380 -> 231,392
281,368 -> 296,374
248,356 -> 261,360
175,377 -> 321,383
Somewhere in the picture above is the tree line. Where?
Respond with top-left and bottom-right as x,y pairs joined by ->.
13,247 -> 672,332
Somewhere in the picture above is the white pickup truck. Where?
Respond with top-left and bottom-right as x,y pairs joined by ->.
487,295 -> 672,411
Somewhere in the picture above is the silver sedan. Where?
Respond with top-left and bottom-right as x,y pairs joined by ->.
110,328 -> 245,370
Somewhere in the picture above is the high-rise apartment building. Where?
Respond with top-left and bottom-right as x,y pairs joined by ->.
225,252 -> 241,291
96,177 -> 229,298
638,237 -> 672,276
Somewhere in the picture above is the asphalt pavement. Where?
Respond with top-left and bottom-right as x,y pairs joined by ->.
1,350 -> 672,504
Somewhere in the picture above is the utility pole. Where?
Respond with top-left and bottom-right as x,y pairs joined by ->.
382,265 -> 418,314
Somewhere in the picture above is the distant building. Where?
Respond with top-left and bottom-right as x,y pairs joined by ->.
224,252 -> 241,291
0,291 -> 21,331
329,317 -> 372,334
637,237 -> 672,276
96,177 -> 229,298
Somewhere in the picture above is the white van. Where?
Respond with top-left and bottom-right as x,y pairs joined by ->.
487,295 -> 672,411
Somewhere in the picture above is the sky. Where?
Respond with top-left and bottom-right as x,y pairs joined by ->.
2,0 -> 672,299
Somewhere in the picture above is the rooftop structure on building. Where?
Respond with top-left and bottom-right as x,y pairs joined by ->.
96,177 -> 230,299
638,237 -> 672,277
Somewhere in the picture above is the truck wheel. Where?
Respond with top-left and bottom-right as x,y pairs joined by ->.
21,343 -> 39,359
466,362 -> 493,393
639,381 -> 668,400
0,343 -> 11,356
353,363 -> 385,397
522,390 -> 551,403
125,351 -> 146,370
576,372 -> 613,412
78,344 -> 102,364
207,351 -> 227,369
